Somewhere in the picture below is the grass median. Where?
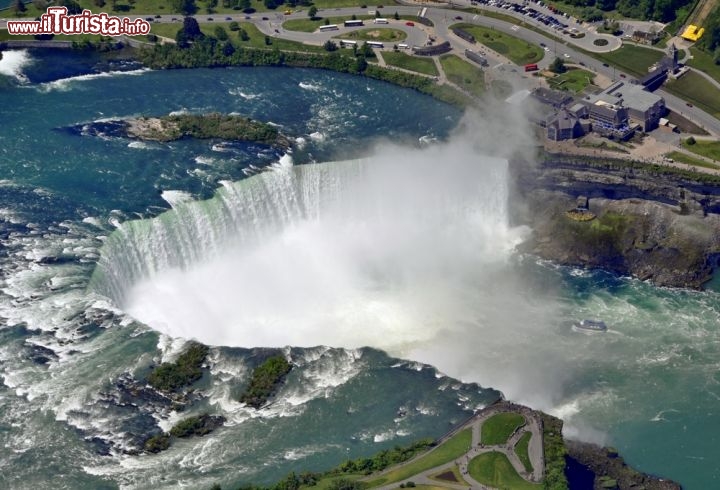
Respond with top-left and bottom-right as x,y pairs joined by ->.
440,54 -> 485,97
469,451 -> 541,489
481,412 -> 525,445
665,71 -> 720,120
364,428 -> 472,487
381,51 -> 438,76
450,23 -> 543,65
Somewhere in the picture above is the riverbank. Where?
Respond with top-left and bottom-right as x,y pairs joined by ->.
513,153 -> 720,289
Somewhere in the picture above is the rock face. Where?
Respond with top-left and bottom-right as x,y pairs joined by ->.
512,154 -> 720,289
565,440 -> 682,490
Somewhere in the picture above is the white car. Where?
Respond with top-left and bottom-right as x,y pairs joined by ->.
544,46 -> 549,51
563,53 -> 570,58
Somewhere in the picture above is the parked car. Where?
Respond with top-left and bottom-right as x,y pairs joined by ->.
405,21 -> 415,26
262,16 -> 269,20
619,73 -> 626,78
454,15 -> 463,20
225,17 -> 232,20
686,102 -> 693,107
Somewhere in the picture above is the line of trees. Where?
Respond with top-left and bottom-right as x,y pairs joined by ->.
553,0 -> 695,23
699,6 -> 720,64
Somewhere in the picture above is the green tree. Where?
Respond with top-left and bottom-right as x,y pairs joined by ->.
238,28 -> 249,41
222,40 -> 235,56
182,16 -> 203,39
93,0 -> 106,7
394,11 -> 399,20
323,39 -> 338,51
307,5 -> 317,18
59,0 -> 82,14
172,0 -> 198,15
13,0 -> 26,13
265,35 -> 272,45
686,136 -> 696,145
214,25 -> 228,40
549,56 -> 566,74
229,21 -> 239,30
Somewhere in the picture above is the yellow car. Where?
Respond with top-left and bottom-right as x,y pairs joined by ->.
284,9 -> 293,14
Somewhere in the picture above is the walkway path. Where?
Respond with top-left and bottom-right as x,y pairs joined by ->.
369,401 -> 544,490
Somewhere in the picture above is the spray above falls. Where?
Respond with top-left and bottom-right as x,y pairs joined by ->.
90,134 -> 573,405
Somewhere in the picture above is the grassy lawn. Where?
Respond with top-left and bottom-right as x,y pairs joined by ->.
282,15 -> 375,32
688,47 -> 720,85
681,139 -> 720,162
515,431 -> 533,473
592,44 -> 664,77
468,452 -> 541,490
665,71 -> 720,119
666,151 -> 720,170
364,428 -> 472,487
299,474 -> 364,490
666,110 -> 710,135
336,27 -> 406,42
381,51 -> 438,76
481,413 -> 525,445
150,21 -> 324,52
451,23 -> 543,66
440,54 -> 485,97
547,67 -> 595,93
149,22 -> 183,39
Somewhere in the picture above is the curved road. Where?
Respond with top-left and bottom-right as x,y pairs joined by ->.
1,2 -> 718,134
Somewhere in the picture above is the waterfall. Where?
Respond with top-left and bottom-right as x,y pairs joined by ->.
90,142 -> 519,348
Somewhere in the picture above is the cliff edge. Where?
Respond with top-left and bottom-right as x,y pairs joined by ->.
513,154 -> 720,289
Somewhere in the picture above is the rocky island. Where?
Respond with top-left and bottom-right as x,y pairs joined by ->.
66,112 -> 292,149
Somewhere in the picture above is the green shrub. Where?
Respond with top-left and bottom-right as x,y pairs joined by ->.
147,342 -> 209,392
144,433 -> 170,453
239,355 -> 292,408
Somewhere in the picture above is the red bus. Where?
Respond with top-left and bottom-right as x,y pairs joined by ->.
524,63 -> 539,72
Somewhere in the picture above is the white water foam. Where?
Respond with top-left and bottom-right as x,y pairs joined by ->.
36,68 -> 150,92
194,156 -> 216,165
298,81 -> 321,91
160,190 -> 194,208
0,49 -> 33,83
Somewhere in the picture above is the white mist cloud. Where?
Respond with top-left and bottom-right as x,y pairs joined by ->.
117,111 -> 580,414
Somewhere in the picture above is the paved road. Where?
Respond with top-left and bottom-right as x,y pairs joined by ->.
2,3 -> 718,135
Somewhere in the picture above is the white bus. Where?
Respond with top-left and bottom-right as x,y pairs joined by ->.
366,41 -> 384,48
319,24 -> 339,32
344,19 -> 364,27
373,18 -> 389,24
339,39 -> 357,47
